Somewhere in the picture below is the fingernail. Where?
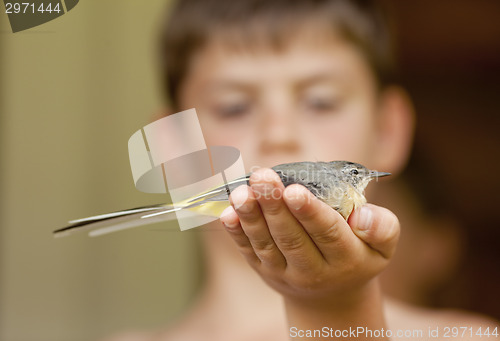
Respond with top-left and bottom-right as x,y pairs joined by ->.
285,186 -> 305,210
230,187 -> 250,212
220,206 -> 238,228
356,206 -> 373,231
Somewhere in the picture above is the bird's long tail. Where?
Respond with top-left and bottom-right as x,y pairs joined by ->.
53,175 -> 249,238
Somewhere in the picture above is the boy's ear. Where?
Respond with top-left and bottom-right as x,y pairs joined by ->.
374,86 -> 415,175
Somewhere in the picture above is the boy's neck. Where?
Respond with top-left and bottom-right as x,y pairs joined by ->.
200,228 -> 282,305
184,228 -> 288,335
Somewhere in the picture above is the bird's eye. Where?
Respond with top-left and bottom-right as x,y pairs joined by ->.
350,169 -> 359,175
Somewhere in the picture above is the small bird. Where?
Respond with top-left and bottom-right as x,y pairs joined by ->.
53,161 -> 389,238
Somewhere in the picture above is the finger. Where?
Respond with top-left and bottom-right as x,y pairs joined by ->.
230,185 -> 286,268
283,184 -> 360,262
348,204 -> 400,259
249,168 -> 324,268
220,205 -> 260,265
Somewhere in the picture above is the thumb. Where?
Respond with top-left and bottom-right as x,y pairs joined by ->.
348,204 -> 400,259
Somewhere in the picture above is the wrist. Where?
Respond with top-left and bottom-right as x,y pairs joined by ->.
284,279 -> 387,340
285,278 -> 382,312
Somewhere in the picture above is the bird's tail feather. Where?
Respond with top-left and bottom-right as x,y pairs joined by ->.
53,174 -> 249,238
53,204 -> 177,238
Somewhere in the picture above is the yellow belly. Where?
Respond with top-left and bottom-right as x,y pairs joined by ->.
323,185 -> 366,219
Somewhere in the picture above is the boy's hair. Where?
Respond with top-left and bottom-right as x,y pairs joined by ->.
159,0 -> 396,109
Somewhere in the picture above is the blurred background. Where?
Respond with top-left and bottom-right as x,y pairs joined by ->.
0,0 -> 499,340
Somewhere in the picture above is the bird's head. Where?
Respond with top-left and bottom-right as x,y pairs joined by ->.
336,161 -> 391,192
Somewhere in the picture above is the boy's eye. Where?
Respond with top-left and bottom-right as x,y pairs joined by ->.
214,102 -> 251,119
303,96 -> 340,114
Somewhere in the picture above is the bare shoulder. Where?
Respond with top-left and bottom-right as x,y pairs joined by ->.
98,330 -> 166,341
98,321 -> 210,341
385,299 -> 499,340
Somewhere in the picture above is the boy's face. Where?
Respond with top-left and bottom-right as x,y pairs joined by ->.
178,34 -> 384,171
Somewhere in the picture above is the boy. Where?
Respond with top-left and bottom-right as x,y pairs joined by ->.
109,0 -> 498,339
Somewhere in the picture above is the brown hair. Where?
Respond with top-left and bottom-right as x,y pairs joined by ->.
159,0 -> 397,109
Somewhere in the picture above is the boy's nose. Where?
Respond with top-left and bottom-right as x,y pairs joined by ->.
259,105 -> 300,154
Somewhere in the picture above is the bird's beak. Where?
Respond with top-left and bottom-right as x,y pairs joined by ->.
369,171 -> 391,178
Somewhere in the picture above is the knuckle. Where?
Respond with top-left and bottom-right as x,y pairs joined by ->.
226,225 -> 241,236
251,237 -> 276,253
309,222 -> 342,244
238,243 -> 256,257
237,208 -> 262,226
239,211 -> 261,224
261,201 -> 284,215
275,231 -> 306,252
255,248 -> 281,266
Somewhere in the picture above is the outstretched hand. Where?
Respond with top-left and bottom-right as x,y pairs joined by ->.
220,167 -> 399,308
